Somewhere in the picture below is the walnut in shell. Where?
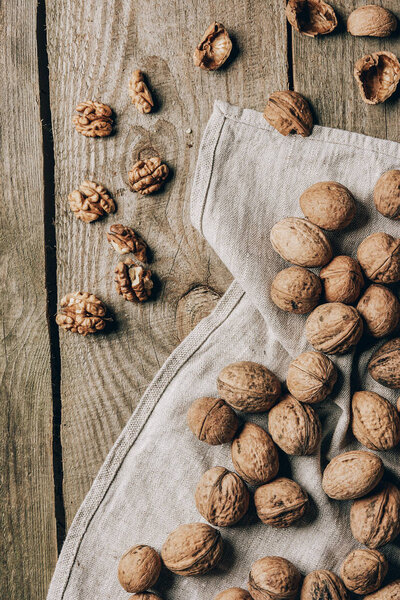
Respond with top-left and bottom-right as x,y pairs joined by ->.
301,570 -> 348,600
72,101 -> 113,137
270,267 -> 322,314
56,292 -> 109,336
340,549 -> 388,595
354,52 -> 400,105
286,0 -> 337,37
195,466 -> 249,527
254,477 -> 308,528
129,70 -> 154,114
270,218 -> 332,267
217,361 -> 281,413
300,182 -> 356,230
352,391 -> 400,451
320,256 -> 364,304
107,224 -> 148,261
248,556 -> 301,600
368,338 -> 400,388
215,589 -> 252,600
129,157 -> 169,195
268,394 -> 321,455
68,180 -> 115,223
322,450 -> 384,500
131,594 -> 162,600
193,22 -> 232,70
118,545 -> 161,593
161,522 -> 223,576
364,580 -> 400,600
305,303 -> 363,354
115,259 -> 153,303
286,351 -> 337,404
348,6 -> 397,38
231,423 -> 279,486
357,285 -> 400,338
374,170 -> 400,219
187,397 -> 239,445
357,232 -> 400,283
263,91 -> 313,137
350,482 -> 400,548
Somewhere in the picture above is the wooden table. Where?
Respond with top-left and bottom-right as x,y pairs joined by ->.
2,1 -> 400,598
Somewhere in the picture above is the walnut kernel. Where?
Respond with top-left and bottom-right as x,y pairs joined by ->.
285,0 -> 337,37
254,477 -> 308,528
129,157 -> 169,195
195,466 -> 249,527
72,101 -> 113,137
118,545 -> 161,593
193,22 -> 232,70
286,351 -> 337,404
270,267 -> 321,314
187,397 -> 238,445
357,284 -> 400,338
354,52 -> 400,105
270,217 -> 332,267
107,224 -> 148,261
340,549 -> 388,595
161,523 -> 223,575
231,423 -> 279,486
263,91 -> 313,137
348,6 -> 397,38
68,180 -> 115,223
115,259 -> 153,303
320,256 -> 364,304
268,394 -> 321,455
56,292 -> 109,336
305,303 -> 363,354
249,556 -> 301,600
129,70 -> 154,114
374,169 -> 400,219
322,450 -> 384,500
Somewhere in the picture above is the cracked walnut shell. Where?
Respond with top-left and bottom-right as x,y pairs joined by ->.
320,256 -> 364,304
286,0 -> 337,37
129,157 -> 169,195
264,91 -> 313,137
254,477 -> 308,528
129,70 -> 154,113
231,423 -> 279,485
348,6 -> 397,38
306,303 -> 363,354
193,22 -> 232,71
350,482 -> 400,548
270,218 -> 332,268
368,338 -> 400,388
56,292 -> 109,336
364,580 -> 400,600
72,101 -> 113,137
300,182 -> 356,231
271,267 -> 321,314
286,351 -> 337,404
352,391 -> 400,451
107,224 -> 147,261
249,556 -> 301,600
195,466 -> 249,527
340,549 -> 388,595
115,259 -> 153,303
268,394 -> 321,455
357,284 -> 400,338
301,571 -> 348,600
187,396 -> 239,445
215,589 -> 252,600
322,450 -> 384,500
374,170 -> 400,219
357,232 -> 400,283
118,545 -> 161,593
354,52 -> 400,105
68,180 -> 115,223
161,523 -> 223,576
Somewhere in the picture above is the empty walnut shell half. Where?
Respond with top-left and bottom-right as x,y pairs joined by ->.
301,570 -> 348,600
115,259 -> 153,303
56,292 -> 110,336
193,22 -> 232,71
231,422 -> 279,486
374,169 -> 400,219
320,256 -> 364,304
322,450 -> 384,500
118,545 -> 162,593
357,284 -> 400,338
354,51 -> 400,105
195,466 -> 249,527
129,157 -> 169,195
364,580 -> 400,600
107,224 -> 148,261
357,232 -> 400,284
215,589 -> 252,600
264,91 -> 313,137
187,396 -> 239,445
254,477 -> 308,528
286,351 -> 337,404
249,556 -> 301,600
271,267 -> 322,314
268,394 -> 322,455
340,548 -> 388,595
347,6 -> 397,38
368,337 -> 400,388
286,0 -> 337,37
352,391 -> 400,451
305,303 -> 363,354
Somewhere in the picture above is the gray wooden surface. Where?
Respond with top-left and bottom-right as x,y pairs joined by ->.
2,1 -> 400,598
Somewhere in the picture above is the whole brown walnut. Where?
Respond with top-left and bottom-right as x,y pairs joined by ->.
364,580 -> 400,600
107,224 -> 148,261
350,482 -> 400,548
357,232 -> 400,283
271,267 -> 321,314
263,91 -> 313,137
368,338 -> 400,388
193,22 -> 232,70
187,397 -> 239,445
215,589 -> 252,600
348,6 -> 397,37
217,361 -> 281,413
129,70 -> 154,114
301,570 -> 348,600
286,351 -> 337,404
72,101 -> 113,137
68,180 -> 115,223
322,450 -> 384,500
357,285 -> 400,338
195,466 -> 249,527
320,256 -> 364,304
56,292 -> 110,336
161,523 -> 223,576
118,545 -> 161,593
248,556 -> 301,600
254,477 -> 308,528
115,259 -> 153,303
340,548 -> 388,595
352,391 -> 400,451
285,0 -> 337,37
231,423 -> 279,486
354,52 -> 400,105
374,170 -> 400,219
268,394 -> 321,455
130,594 -> 163,600
305,303 -> 363,354
270,217 -> 332,267
300,182 -> 356,230
129,157 -> 169,195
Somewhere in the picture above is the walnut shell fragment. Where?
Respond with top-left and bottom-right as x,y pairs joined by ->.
305,303 -> 363,354
286,0 -> 337,37
352,391 -> 400,451
193,22 -> 232,71
115,259 -> 153,303
364,580 -> 400,600
320,256 -> 364,304
350,481 -> 400,548
254,477 -> 308,528
348,6 -> 397,38
195,466 -> 249,527
357,232 -> 400,283
161,522 -> 223,576
187,396 -> 239,445
72,101 -> 113,137
354,51 -> 400,105
231,423 -> 279,486
68,180 -> 115,223
56,292 -> 110,336
268,394 -> 321,455
368,337 -> 400,388
215,589 -> 252,600
249,556 -> 301,600
286,351 -> 337,404
270,218 -> 332,267
357,284 -> 400,338
270,267 -> 322,314
374,169 -> 400,219
129,70 -> 154,114
263,91 -> 313,137
301,570 -> 348,600
340,548 -> 388,595
129,157 -> 169,195
322,450 -> 384,500
107,224 -> 148,261
118,545 -> 161,593
300,182 -> 356,231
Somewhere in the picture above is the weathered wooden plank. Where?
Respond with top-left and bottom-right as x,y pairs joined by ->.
46,0 -> 289,525
291,0 -> 400,141
0,1 -> 58,598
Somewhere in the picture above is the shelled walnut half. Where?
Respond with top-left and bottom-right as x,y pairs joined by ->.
129,157 -> 169,195
72,101 -> 113,137
193,22 -> 232,70
56,292 -> 110,336
129,70 -> 154,114
107,224 -> 148,261
68,180 -> 115,223
115,259 -> 153,303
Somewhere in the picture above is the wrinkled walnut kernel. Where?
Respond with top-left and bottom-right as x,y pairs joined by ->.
72,101 -> 113,137
129,70 -> 154,114
354,51 -> 400,105
115,259 -> 153,303
264,91 -> 313,137
129,157 -> 169,195
68,180 -> 115,223
286,0 -> 337,37
193,22 -> 232,71
56,292 -> 110,336
107,224 -> 148,261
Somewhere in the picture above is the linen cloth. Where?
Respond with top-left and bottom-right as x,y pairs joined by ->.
48,101 -> 400,600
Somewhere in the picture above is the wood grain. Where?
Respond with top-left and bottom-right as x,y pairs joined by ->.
0,1 -> 58,598
45,0 -> 289,525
